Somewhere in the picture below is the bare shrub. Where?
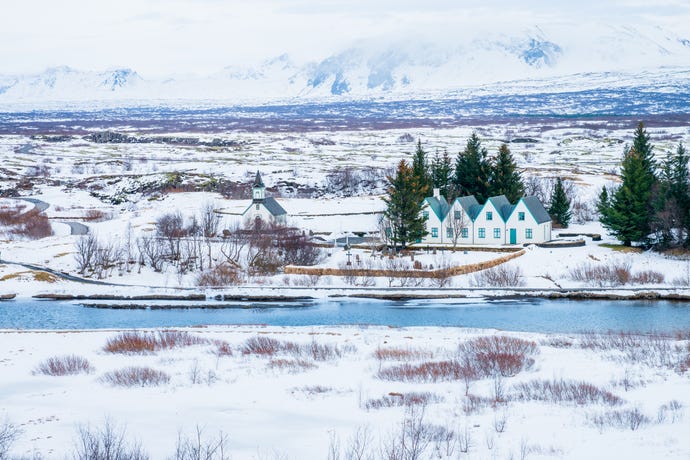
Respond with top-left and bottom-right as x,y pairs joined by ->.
471,264 -> 525,287
73,419 -> 149,460
657,400 -> 683,424
35,355 -> 93,376
374,346 -> 433,361
381,406 -> 433,460
579,331 -> 684,370
462,394 -> 492,415
539,337 -> 573,348
364,392 -> 441,410
568,260 -> 632,287
104,331 -> 207,354
306,340 -> 345,361
630,270 -> 665,285
267,358 -> 316,373
172,425 -> 230,460
196,264 -> 242,287
242,336 -> 299,356
101,366 -> 170,387
212,340 -> 233,357
8,207 -> 54,240
84,209 -> 112,222
458,335 -> 539,378
512,379 -> 623,406
589,407 -> 650,432
0,419 -> 21,460
377,360 -> 462,383
297,385 -> 333,396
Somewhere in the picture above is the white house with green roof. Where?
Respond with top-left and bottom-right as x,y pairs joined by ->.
418,191 -> 551,246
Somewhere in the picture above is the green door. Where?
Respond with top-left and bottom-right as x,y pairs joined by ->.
509,228 -> 517,244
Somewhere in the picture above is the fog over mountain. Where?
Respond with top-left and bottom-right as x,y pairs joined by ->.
1,20 -> 689,106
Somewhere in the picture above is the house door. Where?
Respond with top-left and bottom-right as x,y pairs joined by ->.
509,228 -> 517,244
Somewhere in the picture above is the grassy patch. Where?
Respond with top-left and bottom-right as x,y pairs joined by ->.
599,244 -> 643,253
0,270 -> 60,283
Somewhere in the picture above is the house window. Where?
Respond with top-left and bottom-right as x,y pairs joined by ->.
478,228 -> 486,238
461,227 -> 469,238
518,212 -> 525,221
446,227 -> 453,238
454,210 -> 462,220
526,228 -> 533,239
486,211 -> 493,221
422,211 -> 429,219
494,228 -> 501,238
431,227 -> 438,238
385,227 -> 392,238
255,204 -> 260,210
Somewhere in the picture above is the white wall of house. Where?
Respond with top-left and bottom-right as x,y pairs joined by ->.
505,200 -> 551,244
448,201 -> 474,245
420,201 -> 445,244
472,201 -> 506,245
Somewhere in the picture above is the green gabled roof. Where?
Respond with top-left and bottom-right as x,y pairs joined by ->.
422,196 -> 451,221
521,196 -> 551,224
484,195 -> 513,222
454,196 -> 481,221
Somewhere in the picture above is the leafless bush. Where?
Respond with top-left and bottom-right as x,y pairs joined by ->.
101,366 -> 170,387
589,407 -> 650,432
75,233 -> 98,273
212,340 -> 233,357
241,336 -> 300,356
171,425 -> 230,460
328,426 -> 374,460
297,385 -> 333,396
493,409 -> 507,433
156,211 -> 188,261
377,360 -> 462,383
267,358 -> 316,373
72,419 -> 149,460
458,335 -> 539,378
2,206 -> 54,240
196,264 -> 242,286
381,406 -> 433,460
374,346 -> 433,361
579,331 -> 685,370
364,392 -> 441,410
539,337 -> 574,348
471,265 -> 525,287
103,331 -> 207,354
35,354 -> 93,376
570,198 -> 597,224
630,270 -> 665,284
657,400 -> 683,423
512,379 -> 623,406
461,394 -> 493,415
568,260 -> 632,287
137,234 -> 165,272
0,418 -> 21,460
84,209 -> 112,222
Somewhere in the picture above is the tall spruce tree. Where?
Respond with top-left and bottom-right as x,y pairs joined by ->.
453,132 -> 492,203
549,177 -> 572,228
411,140 -> 433,196
655,142 -> 690,246
600,123 -> 657,246
382,160 -> 427,249
490,143 -> 524,202
431,149 -> 453,199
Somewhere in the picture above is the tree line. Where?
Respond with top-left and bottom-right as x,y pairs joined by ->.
598,122 -> 688,248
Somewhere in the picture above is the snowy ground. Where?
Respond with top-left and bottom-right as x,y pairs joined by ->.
1,325 -> 689,459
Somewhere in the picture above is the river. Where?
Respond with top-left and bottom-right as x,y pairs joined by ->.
2,297 -> 690,333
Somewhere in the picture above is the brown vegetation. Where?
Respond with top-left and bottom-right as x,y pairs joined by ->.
103,330 -> 208,354
35,355 -> 93,376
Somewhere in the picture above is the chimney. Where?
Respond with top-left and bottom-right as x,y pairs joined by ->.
433,188 -> 440,199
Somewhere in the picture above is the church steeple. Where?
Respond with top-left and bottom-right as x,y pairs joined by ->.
252,171 -> 265,202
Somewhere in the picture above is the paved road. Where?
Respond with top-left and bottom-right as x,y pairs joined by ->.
17,197 -> 89,235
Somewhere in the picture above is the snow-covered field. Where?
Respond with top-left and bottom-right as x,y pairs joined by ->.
1,325 -> 689,459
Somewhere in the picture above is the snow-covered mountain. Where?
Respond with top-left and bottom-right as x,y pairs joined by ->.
1,23 -> 690,106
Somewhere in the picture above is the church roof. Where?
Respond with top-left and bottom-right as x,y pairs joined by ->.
253,171 -> 264,188
262,197 -> 287,216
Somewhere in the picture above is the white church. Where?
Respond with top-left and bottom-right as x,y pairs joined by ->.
419,188 -> 552,245
241,171 -> 287,225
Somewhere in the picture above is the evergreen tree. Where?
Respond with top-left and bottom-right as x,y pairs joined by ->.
599,141 -> 657,246
490,143 -> 524,202
453,132 -> 492,203
431,149 -> 453,199
549,177 -> 572,228
654,142 -> 690,246
596,185 -> 610,217
411,139 -> 433,196
382,160 -> 427,249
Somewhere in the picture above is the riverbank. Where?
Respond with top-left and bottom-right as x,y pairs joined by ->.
1,324 -> 689,459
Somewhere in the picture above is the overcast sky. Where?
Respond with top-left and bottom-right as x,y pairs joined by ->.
2,0 -> 688,77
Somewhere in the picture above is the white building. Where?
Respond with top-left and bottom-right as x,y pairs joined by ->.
418,193 -> 552,246
242,171 -> 287,225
